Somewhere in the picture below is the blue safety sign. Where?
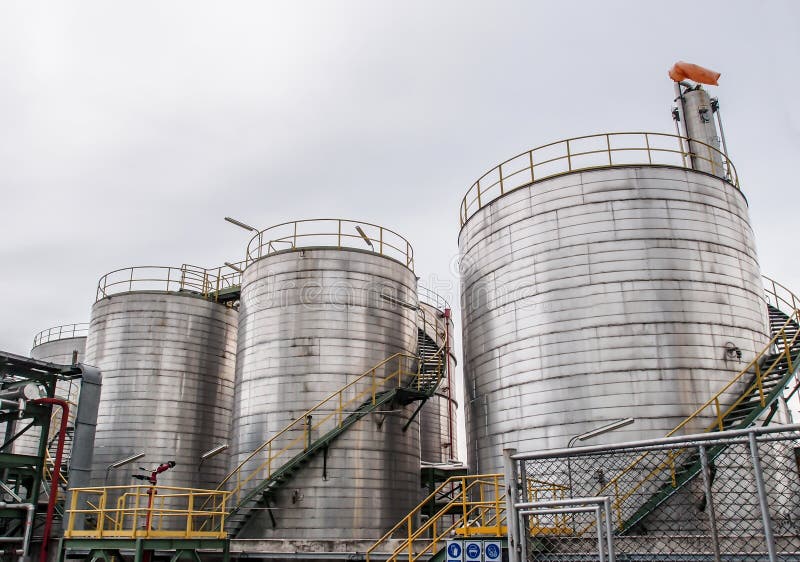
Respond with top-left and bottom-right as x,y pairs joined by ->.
446,540 -> 463,562
484,541 -> 502,561
465,540 -> 482,562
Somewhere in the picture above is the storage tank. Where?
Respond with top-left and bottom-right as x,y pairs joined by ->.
417,287 -> 458,464
230,219 -> 420,539
459,123 -> 769,473
85,265 -> 237,492
13,324 -> 88,457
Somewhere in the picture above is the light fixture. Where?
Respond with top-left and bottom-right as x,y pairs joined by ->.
224,216 -> 257,232
105,452 -> 146,484
200,443 -> 229,462
568,418 -> 635,448
354,226 -> 374,249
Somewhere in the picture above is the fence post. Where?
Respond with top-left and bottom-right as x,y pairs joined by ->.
748,431 -> 777,562
603,496 -> 616,562
503,448 -> 522,562
698,445 -> 722,562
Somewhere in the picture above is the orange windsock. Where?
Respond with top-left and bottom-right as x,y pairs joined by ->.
668,61 -> 721,86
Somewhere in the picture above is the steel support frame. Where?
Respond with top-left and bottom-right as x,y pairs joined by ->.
57,537 -> 230,562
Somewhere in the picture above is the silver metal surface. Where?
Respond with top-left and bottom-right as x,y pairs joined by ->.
85,291 -> 237,492
459,165 -> 769,474
679,87 -> 724,176
231,247 -> 419,539
64,364 -> 101,532
419,392 -> 458,464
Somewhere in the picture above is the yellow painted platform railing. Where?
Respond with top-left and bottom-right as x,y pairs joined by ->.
460,132 -> 738,226
64,486 -> 229,539
246,218 -> 415,272
584,275 -> 800,531
366,474 -> 505,562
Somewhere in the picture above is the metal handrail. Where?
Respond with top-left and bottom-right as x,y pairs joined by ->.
94,262 -> 245,304
460,131 -> 739,226
95,265 -> 216,301
366,474 -> 505,562
217,331 -> 444,509
591,274 -> 800,530
32,323 -> 88,347
418,284 -> 451,312
64,485 -> 229,539
246,219 -> 415,271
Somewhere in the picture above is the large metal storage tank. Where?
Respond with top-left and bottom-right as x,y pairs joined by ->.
459,130 -> 769,474
417,289 -> 458,464
13,324 -> 88,456
85,266 -> 237,492
230,219 -> 420,539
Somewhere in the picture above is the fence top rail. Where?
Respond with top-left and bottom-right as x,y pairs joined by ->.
245,218 -> 415,272
32,323 -> 89,347
509,423 -> 800,461
460,131 -> 739,227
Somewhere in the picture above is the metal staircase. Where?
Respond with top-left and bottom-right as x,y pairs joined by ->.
599,276 -> 800,534
217,310 -> 446,537
366,474 -> 506,562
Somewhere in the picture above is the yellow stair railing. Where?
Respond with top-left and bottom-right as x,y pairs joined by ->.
220,352 -> 422,506
366,474 -> 505,562
584,275 -> 800,531
218,310 -> 445,514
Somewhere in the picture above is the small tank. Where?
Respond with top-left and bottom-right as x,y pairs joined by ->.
417,287 -> 458,464
229,219 -> 421,539
13,324 -> 88,457
85,265 -> 238,494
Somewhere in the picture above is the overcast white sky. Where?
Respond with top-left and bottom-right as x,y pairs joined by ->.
2,2 -> 800,447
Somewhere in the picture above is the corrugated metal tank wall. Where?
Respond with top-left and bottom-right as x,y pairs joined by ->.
231,247 -> 419,539
459,166 -> 769,474
86,291 -> 237,490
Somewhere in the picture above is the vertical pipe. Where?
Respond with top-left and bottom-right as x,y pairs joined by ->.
31,397 -> 69,562
594,506 -> 605,562
749,431 -> 777,562
699,445 -> 722,562
444,309 -> 455,460
502,448 -> 522,562
603,496 -> 616,562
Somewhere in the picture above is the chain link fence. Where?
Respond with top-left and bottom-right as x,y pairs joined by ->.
504,425 -> 800,561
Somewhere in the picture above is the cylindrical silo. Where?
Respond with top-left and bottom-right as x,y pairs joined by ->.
13,324 -> 88,457
85,266 -> 237,495
230,219 -> 420,539
459,131 -> 769,475
417,290 -> 458,464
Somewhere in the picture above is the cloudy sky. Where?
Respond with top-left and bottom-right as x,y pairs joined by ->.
2,2 -> 800,438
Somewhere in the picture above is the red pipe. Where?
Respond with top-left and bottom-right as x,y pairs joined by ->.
30,397 -> 69,562
443,309 -> 455,461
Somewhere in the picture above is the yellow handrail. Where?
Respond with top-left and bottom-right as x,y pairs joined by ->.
246,219 -> 415,272
366,474 -> 505,562
589,274 -> 800,530
64,485 -> 229,539
95,261 -> 245,304
460,132 -> 739,226
218,341 -> 444,508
